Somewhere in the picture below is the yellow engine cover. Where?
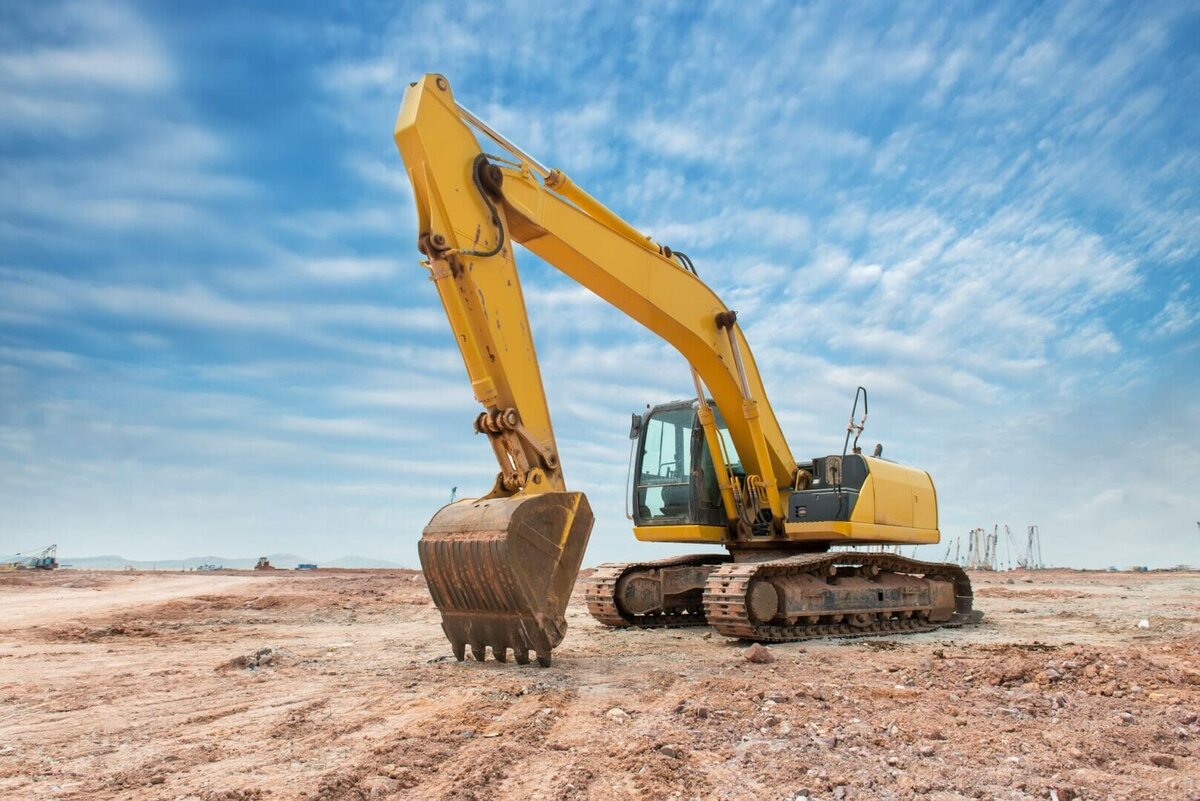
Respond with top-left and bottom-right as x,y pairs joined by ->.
784,456 -> 939,544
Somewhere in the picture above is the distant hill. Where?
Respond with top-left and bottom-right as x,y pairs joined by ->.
60,553 -> 407,570
323,555 -> 407,569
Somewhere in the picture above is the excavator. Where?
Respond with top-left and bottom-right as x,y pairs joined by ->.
393,75 -> 975,667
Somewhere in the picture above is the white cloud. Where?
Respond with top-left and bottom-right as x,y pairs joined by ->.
0,1 -> 174,134
1058,320 -> 1121,359
1149,284 -> 1199,338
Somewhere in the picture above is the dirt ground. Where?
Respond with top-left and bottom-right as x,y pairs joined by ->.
1,567 -> 1196,801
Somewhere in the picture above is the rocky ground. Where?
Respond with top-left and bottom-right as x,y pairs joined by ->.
0,566 -> 1196,800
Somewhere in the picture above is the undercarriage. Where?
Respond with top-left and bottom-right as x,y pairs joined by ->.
585,551 -> 977,642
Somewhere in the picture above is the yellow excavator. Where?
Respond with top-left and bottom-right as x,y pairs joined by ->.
393,75 -> 975,667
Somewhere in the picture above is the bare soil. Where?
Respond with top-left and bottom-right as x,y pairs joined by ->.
0,567 -> 1197,800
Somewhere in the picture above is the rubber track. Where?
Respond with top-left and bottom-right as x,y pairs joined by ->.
584,554 -> 730,629
703,552 -> 975,642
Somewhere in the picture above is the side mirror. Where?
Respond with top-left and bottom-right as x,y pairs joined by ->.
628,413 -> 642,440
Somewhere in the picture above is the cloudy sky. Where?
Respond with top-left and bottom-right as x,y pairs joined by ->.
2,1 -> 1197,568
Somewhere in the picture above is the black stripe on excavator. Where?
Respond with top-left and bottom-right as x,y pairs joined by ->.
788,487 -> 858,522
788,453 -> 868,522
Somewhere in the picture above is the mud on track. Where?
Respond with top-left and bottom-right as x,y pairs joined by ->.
0,568 -> 1197,800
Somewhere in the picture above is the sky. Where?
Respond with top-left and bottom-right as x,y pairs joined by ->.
1,1 -> 1197,569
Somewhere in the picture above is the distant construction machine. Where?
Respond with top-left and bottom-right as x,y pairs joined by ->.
393,74 -> 977,667
0,544 -> 58,571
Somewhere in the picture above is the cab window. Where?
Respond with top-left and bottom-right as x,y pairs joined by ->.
637,407 -> 694,522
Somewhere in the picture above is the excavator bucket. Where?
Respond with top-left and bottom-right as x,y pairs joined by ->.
418,491 -> 593,667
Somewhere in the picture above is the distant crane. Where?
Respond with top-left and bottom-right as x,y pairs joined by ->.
965,527 -> 997,571
0,544 -> 58,571
945,536 -> 961,566
449,486 -> 458,503
1018,525 -> 1044,569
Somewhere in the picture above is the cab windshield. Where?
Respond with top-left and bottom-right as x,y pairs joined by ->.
637,406 -> 694,522
634,404 -> 741,525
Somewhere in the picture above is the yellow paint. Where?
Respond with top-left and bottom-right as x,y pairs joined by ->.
694,394 -> 738,522
543,169 -> 660,255
850,475 -> 876,522
395,76 -> 563,493
633,524 -> 727,543
783,520 -> 941,544
857,456 -> 938,533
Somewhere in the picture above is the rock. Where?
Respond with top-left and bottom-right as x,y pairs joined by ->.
218,645 -> 294,672
1180,669 -> 1200,686
605,707 -> 629,722
1049,787 -> 1078,801
885,755 -> 900,766
460,729 -> 474,738
1137,619 -> 1150,629
1150,754 -> 1175,768
694,705 -> 710,719
744,643 -> 775,664
1180,711 -> 1198,725
917,745 -> 936,757
1117,711 -> 1135,724
659,745 -> 683,759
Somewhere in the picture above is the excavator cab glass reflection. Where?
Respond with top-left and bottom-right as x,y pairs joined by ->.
631,400 -> 742,529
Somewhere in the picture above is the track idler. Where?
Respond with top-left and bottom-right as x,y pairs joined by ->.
418,491 -> 593,667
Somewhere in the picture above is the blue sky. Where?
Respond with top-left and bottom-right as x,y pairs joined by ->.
1,1 -> 1197,568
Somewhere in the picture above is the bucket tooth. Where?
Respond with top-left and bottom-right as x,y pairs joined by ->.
493,645 -> 508,663
470,643 -> 486,661
418,491 -> 594,667
514,649 -> 530,665
451,641 -> 466,661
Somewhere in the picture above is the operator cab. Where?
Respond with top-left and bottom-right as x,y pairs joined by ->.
628,399 -> 741,528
